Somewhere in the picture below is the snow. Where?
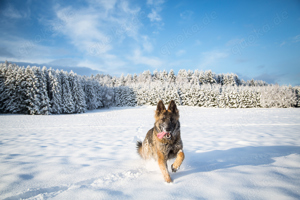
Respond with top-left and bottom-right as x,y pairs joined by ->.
1,107 -> 300,199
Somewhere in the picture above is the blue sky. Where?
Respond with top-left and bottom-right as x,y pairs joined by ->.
0,0 -> 299,85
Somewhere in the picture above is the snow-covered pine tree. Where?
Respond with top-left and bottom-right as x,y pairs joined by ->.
227,86 -> 239,108
2,64 -> 26,113
186,85 -> 199,106
222,74 -> 229,86
60,70 -> 75,113
160,70 -> 168,83
187,70 -> 193,83
233,74 -> 241,86
136,86 -> 146,106
92,80 -> 104,108
0,63 -> 8,112
161,83 -> 180,105
125,74 -> 133,85
24,66 -> 41,115
177,84 -> 188,105
167,69 -> 176,83
133,73 -> 138,84
32,66 -> 50,115
204,70 -> 216,85
117,74 -> 125,86
228,74 -> 236,86
176,69 -> 188,85
114,86 -> 122,107
239,86 -> 254,108
48,69 -> 63,114
148,83 -> 161,105
197,85 -> 206,107
69,71 -> 87,113
126,87 -> 137,106
83,77 -> 98,110
190,71 -> 200,86
152,70 -> 159,82
218,87 -> 228,108
101,85 -> 114,107
206,84 -> 219,107
143,70 -> 152,83
198,71 -> 205,85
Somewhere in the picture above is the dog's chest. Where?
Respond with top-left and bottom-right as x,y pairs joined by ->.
158,142 -> 174,155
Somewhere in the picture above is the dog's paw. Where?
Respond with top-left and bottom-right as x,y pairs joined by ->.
165,176 -> 173,183
171,164 -> 179,173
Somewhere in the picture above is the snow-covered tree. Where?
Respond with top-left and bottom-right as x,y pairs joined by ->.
48,69 -> 62,114
69,71 -> 86,113
167,69 -> 176,83
32,66 -> 50,115
204,70 -> 216,85
60,71 -> 75,113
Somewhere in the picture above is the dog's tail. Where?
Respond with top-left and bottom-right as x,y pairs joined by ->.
136,141 -> 143,157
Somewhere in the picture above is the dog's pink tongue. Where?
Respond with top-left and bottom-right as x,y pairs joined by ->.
157,131 -> 167,139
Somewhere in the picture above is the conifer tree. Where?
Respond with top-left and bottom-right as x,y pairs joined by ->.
60,71 -> 75,113
69,71 -> 87,113
48,69 -> 63,114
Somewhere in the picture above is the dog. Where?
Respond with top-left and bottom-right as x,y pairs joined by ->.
137,100 -> 184,183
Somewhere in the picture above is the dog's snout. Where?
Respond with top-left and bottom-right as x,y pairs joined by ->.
166,128 -> 171,132
166,123 -> 172,132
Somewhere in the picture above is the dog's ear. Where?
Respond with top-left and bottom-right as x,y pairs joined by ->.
156,100 -> 166,114
168,100 -> 178,114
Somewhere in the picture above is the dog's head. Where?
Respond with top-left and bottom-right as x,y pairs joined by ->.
155,100 -> 179,140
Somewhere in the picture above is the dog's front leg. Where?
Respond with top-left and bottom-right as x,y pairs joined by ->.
171,149 -> 185,173
157,151 -> 172,183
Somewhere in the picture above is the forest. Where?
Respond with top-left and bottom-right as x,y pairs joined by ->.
0,61 -> 299,115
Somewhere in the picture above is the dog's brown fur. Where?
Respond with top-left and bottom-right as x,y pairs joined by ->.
137,100 -> 184,183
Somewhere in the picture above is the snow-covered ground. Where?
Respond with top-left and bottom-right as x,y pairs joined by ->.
1,107 -> 300,200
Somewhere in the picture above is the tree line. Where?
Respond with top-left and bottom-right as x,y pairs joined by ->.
0,61 -> 299,115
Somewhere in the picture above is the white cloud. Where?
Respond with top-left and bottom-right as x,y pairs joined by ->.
148,9 -> 162,22
180,10 -> 193,20
2,4 -> 27,19
0,36 -> 53,62
226,38 -> 245,46
141,36 -> 153,52
176,50 -> 186,56
146,0 -> 165,25
87,0 -> 117,11
199,50 -> 229,68
50,1 -> 141,56
128,49 -> 163,68
293,34 -> 300,43
280,41 -> 286,47
147,0 -> 165,6
195,40 -> 202,46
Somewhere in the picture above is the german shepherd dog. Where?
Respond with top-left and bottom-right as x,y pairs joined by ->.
137,100 -> 184,183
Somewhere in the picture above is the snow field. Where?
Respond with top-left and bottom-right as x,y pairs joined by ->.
0,107 -> 300,199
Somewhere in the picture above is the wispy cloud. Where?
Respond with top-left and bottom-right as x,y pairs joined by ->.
0,36 -> 53,62
1,4 -> 30,19
195,40 -> 202,46
127,48 -> 163,68
226,38 -> 245,46
176,50 -> 186,56
293,34 -> 300,43
147,0 -> 165,27
199,50 -> 229,68
180,10 -> 193,20
141,35 -> 153,52
280,41 -> 286,47
148,9 -> 162,22
50,1 -> 141,56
